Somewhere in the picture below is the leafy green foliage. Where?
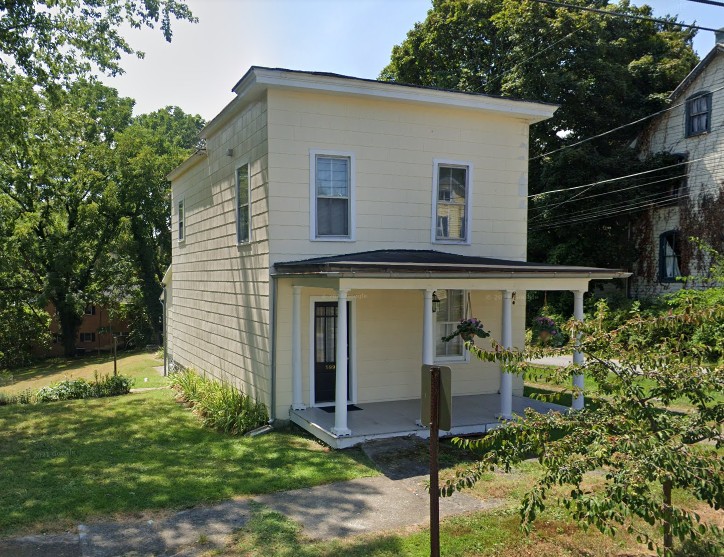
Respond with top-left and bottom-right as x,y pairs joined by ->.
382,0 -> 698,270
446,300 -> 724,556
171,369 -> 269,435
0,0 -> 195,84
24,373 -> 132,402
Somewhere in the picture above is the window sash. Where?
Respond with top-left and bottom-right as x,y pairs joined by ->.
236,164 -> 250,243
435,164 -> 468,241
660,232 -> 681,281
316,155 -> 350,237
687,94 -> 711,136
435,290 -> 465,359
178,200 -> 185,241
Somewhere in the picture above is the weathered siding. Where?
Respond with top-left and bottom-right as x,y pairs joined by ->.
635,51 -> 724,296
169,96 -> 272,408
266,88 -> 531,265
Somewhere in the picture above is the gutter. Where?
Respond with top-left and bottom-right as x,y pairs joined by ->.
271,270 -> 632,280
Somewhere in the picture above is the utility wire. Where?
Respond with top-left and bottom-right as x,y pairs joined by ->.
686,0 -> 724,8
530,0 -> 720,32
528,157 -> 702,198
532,82 -> 724,161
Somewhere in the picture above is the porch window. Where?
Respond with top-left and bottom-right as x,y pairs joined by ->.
435,289 -> 466,361
433,160 -> 471,243
311,151 -> 355,240
686,92 -> 711,137
659,230 -> 681,283
236,163 -> 250,243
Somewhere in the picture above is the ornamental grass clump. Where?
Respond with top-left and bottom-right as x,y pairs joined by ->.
170,369 -> 268,435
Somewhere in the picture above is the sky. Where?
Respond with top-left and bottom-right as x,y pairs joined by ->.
102,0 -> 724,120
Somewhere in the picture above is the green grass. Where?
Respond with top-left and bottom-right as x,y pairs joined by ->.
0,389 -> 376,536
0,350 -> 167,394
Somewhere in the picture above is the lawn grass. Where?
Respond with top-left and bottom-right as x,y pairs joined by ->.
0,350 -> 167,394
0,389 -> 376,536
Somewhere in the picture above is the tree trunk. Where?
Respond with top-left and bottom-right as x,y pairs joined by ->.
130,218 -> 163,344
56,300 -> 83,357
663,479 -> 673,555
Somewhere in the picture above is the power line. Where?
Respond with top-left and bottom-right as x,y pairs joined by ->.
532,81 -> 724,160
531,0 -> 720,32
686,0 -> 724,8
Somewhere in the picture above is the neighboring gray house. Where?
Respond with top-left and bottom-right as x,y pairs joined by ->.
632,34 -> 724,297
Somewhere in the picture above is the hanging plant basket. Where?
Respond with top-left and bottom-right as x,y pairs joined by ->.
442,318 -> 491,345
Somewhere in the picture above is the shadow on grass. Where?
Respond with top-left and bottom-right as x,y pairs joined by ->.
524,385 -> 603,411
0,390 -> 375,536
9,350 -> 148,383
231,502 -> 407,557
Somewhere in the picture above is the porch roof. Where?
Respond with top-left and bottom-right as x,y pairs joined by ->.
274,249 -> 630,280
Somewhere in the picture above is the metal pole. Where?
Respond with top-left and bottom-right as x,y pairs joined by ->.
430,365 -> 441,557
113,337 -> 117,377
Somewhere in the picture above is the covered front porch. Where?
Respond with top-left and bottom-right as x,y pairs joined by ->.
274,250 -> 629,448
290,393 -> 566,449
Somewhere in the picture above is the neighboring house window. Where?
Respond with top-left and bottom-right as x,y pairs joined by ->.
178,199 -> 185,242
435,289 -> 466,361
236,164 -> 250,243
52,333 -> 60,344
686,92 -> 711,137
311,151 -> 354,240
659,230 -> 681,283
433,160 -> 471,243
84,305 -> 96,315
80,332 -> 96,343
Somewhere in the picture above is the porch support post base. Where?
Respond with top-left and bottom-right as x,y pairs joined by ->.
292,404 -> 306,411
571,290 -> 585,411
331,427 -> 352,437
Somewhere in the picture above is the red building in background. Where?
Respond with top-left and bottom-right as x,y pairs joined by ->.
40,304 -> 130,357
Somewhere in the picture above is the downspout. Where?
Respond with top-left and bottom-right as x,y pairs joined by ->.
269,274 -> 277,422
160,287 -> 167,376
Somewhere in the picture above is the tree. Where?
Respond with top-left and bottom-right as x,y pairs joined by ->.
0,75 -> 134,356
445,301 -> 723,555
381,0 -> 699,271
0,0 -> 195,83
110,106 -> 204,344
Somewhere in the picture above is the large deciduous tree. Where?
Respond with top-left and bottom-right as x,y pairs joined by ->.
446,299 -> 723,556
381,0 -> 698,270
0,0 -> 195,83
110,107 -> 204,345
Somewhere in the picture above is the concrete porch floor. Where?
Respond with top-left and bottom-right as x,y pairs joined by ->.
290,394 -> 567,449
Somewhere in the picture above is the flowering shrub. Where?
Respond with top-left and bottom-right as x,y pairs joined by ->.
442,318 -> 490,344
531,315 -> 567,347
33,374 -> 133,403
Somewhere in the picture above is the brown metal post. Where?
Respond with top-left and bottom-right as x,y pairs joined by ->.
113,337 -> 117,377
430,365 -> 440,557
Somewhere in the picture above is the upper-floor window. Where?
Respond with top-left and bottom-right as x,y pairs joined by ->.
433,160 -> 471,243
311,151 -> 355,240
178,199 -> 185,242
435,289 -> 466,361
686,92 -> 711,137
84,305 -> 96,316
236,164 -> 250,243
659,230 -> 681,283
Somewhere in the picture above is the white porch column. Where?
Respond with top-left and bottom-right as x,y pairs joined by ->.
422,289 -> 435,365
572,290 -> 585,410
499,290 -> 514,419
332,289 -> 351,436
291,286 -> 305,410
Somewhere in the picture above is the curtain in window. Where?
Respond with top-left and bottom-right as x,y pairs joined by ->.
664,235 -> 681,278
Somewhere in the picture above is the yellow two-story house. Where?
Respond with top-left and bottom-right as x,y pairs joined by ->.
164,67 -> 626,448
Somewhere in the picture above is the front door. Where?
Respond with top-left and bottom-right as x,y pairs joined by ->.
314,301 -> 350,404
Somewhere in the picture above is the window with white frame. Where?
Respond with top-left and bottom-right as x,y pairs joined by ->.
435,289 -> 466,360
686,92 -> 711,137
84,305 -> 96,316
79,332 -> 96,343
236,164 -> 250,243
312,153 -> 353,239
659,230 -> 682,283
178,199 -> 185,242
434,161 -> 470,243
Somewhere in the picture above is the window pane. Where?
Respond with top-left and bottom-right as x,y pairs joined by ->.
436,289 -> 465,358
317,156 -> 348,198
436,165 -> 467,240
238,206 -> 249,242
317,196 -> 349,236
436,203 -> 465,240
